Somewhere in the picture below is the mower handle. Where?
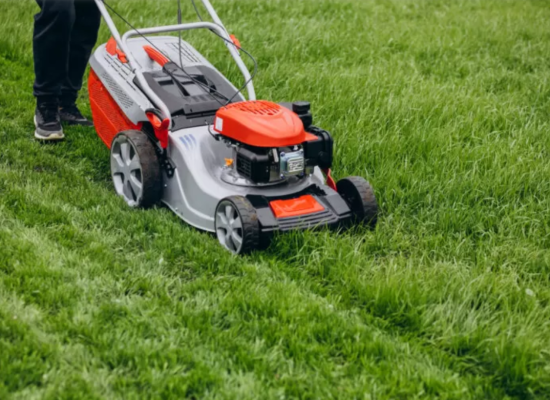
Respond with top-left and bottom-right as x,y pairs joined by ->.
94,0 -> 256,129
121,22 -> 256,99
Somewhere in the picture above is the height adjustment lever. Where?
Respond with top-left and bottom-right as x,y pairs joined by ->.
106,37 -> 128,63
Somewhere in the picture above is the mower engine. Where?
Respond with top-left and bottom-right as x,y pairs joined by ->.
214,101 -> 333,185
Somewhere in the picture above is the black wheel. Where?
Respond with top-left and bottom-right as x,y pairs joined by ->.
336,176 -> 378,228
110,130 -> 162,208
215,196 -> 260,255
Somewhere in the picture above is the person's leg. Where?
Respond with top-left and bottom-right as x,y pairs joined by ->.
59,0 -> 101,126
33,0 -> 75,140
33,0 -> 75,105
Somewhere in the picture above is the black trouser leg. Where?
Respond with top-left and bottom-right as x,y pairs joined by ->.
60,0 -> 101,106
33,0 -> 75,105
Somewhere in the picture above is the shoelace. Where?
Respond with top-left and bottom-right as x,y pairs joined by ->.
38,105 -> 60,125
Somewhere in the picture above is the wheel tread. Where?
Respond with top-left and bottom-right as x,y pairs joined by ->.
111,130 -> 162,208
218,196 -> 260,254
337,176 -> 378,228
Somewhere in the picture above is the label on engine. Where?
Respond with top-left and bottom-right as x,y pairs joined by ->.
280,150 -> 305,175
287,157 -> 304,173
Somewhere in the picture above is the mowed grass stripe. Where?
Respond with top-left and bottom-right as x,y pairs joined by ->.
0,213 -> 483,399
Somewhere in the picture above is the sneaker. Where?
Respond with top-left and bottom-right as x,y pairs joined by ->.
59,104 -> 94,126
34,103 -> 64,141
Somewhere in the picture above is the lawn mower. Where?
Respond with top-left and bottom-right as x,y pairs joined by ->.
89,0 -> 378,254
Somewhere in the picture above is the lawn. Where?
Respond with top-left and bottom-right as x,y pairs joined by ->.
1,0 -> 550,398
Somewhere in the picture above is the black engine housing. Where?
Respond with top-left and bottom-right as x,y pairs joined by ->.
236,146 -> 272,183
303,126 -> 333,169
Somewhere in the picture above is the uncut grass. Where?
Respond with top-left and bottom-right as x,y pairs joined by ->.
2,0 -> 550,398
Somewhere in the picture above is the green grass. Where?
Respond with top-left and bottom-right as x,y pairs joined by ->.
1,0 -> 550,398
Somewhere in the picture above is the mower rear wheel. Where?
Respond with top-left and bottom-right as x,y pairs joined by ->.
110,130 -> 161,208
336,176 -> 378,228
215,196 -> 260,255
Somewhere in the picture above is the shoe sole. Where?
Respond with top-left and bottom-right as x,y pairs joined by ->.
34,116 -> 65,141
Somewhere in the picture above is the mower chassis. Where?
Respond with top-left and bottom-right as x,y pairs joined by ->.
164,127 -> 345,232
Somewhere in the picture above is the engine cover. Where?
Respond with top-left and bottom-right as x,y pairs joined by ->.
213,100 -> 317,147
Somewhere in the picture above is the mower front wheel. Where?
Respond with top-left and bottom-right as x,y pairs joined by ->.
110,130 -> 162,208
337,176 -> 378,228
215,196 -> 260,255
